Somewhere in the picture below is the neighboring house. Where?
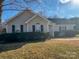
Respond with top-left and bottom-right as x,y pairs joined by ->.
6,9 -> 76,37
50,17 -> 79,32
69,17 -> 79,31
48,18 -> 76,36
48,18 -> 76,31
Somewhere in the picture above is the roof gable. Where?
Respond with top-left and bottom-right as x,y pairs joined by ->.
6,9 -> 35,24
6,9 -> 51,25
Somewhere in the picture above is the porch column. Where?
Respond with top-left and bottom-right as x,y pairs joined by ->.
27,24 -> 29,32
52,26 -> 55,37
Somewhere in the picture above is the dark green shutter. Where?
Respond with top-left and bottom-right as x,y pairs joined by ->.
32,25 -> 35,32
41,25 -> 43,32
12,25 -> 15,33
21,25 -> 23,32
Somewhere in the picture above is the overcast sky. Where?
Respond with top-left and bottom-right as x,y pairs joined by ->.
2,0 -> 79,22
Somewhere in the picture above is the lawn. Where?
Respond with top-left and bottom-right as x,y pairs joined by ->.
0,38 -> 79,59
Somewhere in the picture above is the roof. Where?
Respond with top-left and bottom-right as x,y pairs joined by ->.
6,9 -> 32,24
48,18 -> 75,24
6,9 -> 51,24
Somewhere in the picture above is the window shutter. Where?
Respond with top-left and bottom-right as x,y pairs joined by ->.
21,25 -> 23,32
12,25 -> 15,33
32,25 -> 35,32
41,25 -> 44,32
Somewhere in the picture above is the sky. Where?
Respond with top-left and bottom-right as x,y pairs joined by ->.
2,0 -> 79,22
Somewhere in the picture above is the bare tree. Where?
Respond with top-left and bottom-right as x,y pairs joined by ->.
0,0 -> 41,32
0,0 -> 3,22
0,0 -> 42,20
0,0 -> 4,32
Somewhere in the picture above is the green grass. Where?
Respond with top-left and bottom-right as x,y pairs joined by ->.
0,40 -> 79,59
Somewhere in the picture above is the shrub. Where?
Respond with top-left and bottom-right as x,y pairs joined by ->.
0,32 -> 49,43
2,28 -> 6,33
65,31 -> 76,37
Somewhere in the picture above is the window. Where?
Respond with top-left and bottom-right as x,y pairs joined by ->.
20,25 -> 23,32
32,24 -> 44,32
59,26 -> 66,31
64,26 -> 66,30
41,25 -> 44,32
32,25 -> 35,32
59,27 -> 61,31
36,23 -> 40,32
12,25 -> 15,32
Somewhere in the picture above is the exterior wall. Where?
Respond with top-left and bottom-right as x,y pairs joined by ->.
26,16 -> 49,32
66,24 -> 75,30
49,24 -> 75,32
6,11 -> 34,33
49,24 -> 60,37
6,10 -> 51,33
72,24 -> 79,31
0,23 -> 2,33
58,24 -> 75,31
49,24 -> 75,37
52,25 -> 60,31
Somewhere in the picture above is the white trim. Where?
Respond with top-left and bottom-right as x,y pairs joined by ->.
35,14 -> 50,22
6,9 -> 52,25
24,9 -> 52,23
47,21 -> 49,32
28,10 -> 50,22
25,15 -> 37,23
25,14 -> 51,24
